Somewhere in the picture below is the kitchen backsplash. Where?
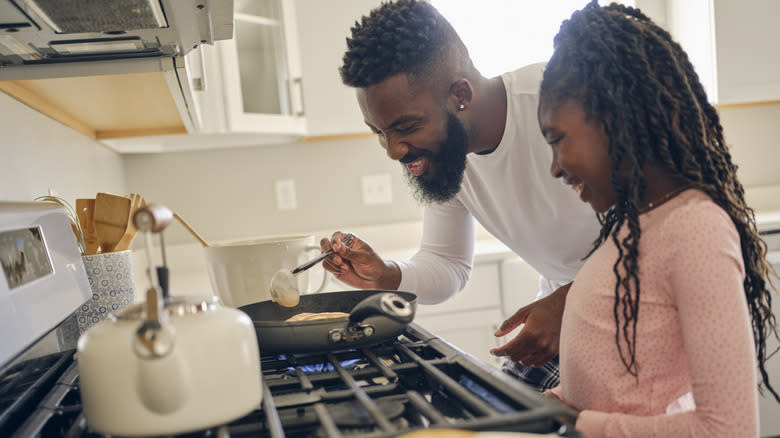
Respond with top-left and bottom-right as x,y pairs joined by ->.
121,135 -> 424,246
0,93 -> 126,203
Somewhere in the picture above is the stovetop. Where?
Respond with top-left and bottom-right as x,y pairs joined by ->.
0,316 -> 580,438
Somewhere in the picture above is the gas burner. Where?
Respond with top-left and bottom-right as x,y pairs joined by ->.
315,399 -> 409,437
330,399 -> 405,427
286,358 -> 364,375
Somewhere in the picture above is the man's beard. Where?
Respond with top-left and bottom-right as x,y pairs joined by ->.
403,112 -> 469,204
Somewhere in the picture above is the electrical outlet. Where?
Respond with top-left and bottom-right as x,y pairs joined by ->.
275,179 -> 297,210
361,173 -> 393,205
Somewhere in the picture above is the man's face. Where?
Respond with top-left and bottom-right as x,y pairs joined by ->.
538,98 -> 615,213
357,74 -> 469,203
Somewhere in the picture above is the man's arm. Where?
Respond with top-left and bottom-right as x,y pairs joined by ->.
323,198 -> 476,304
396,200 -> 476,304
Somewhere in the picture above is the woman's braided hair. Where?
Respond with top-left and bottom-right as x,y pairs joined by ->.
339,0 -> 467,88
540,1 -> 779,402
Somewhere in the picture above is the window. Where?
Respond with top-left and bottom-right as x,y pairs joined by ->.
431,0 -> 634,77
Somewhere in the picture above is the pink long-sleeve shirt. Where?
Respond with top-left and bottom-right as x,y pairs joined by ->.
552,189 -> 760,437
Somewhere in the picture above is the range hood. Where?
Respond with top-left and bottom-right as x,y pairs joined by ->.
0,0 -> 233,140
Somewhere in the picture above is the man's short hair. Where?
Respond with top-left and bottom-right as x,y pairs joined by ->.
340,0 -> 466,88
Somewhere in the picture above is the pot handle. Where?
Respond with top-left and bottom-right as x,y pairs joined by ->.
349,293 -> 414,324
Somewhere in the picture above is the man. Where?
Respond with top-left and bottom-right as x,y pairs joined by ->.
321,0 -> 599,391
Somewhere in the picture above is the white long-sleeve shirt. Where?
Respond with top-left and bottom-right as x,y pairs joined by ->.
396,63 -> 601,304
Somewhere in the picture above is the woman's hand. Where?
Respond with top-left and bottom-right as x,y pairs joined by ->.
489,282 -> 571,366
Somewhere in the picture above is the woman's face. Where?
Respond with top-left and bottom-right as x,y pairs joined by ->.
538,99 -> 616,213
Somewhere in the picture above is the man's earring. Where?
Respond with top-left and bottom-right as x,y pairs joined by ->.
458,104 -> 465,111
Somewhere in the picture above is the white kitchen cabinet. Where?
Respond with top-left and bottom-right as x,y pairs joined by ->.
414,262 -> 506,367
293,0 -> 379,137
415,308 -> 505,367
195,0 -> 377,139
499,257 -> 543,320
660,0 -> 780,105
101,1 -> 384,151
214,0 -> 306,135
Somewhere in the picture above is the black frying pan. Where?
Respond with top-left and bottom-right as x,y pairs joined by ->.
238,290 -> 417,353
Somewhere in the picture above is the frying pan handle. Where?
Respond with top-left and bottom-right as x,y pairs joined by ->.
348,293 -> 414,324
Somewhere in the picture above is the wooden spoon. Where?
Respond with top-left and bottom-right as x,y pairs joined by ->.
94,193 -> 131,253
76,198 -> 99,255
114,194 -> 146,251
172,212 -> 210,247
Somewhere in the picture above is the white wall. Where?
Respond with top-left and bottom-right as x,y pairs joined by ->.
121,135 -> 423,246
720,103 -> 780,212
0,93 -> 126,203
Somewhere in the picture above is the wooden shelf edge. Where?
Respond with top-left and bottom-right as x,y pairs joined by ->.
96,126 -> 188,140
0,81 -> 97,139
715,100 -> 780,109
301,132 -> 375,143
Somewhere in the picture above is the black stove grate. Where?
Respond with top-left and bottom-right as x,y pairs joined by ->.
0,349 -> 99,438
0,323 -> 579,438
246,325 -> 575,437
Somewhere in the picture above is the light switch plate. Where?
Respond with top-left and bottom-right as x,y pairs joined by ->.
275,179 -> 297,210
361,173 -> 392,205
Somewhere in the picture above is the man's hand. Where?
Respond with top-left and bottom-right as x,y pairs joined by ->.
320,231 -> 401,290
489,282 -> 571,366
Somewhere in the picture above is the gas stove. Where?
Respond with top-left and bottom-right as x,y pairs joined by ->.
0,202 -> 580,437
1,318 -> 579,438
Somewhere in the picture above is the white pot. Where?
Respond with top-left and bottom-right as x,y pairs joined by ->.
203,234 -> 327,308
77,296 -> 262,436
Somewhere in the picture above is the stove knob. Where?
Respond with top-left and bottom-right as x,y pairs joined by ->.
329,330 -> 343,342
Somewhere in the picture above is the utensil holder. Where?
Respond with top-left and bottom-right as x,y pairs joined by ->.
77,250 -> 136,333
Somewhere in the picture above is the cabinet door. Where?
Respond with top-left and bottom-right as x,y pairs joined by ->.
414,263 -> 504,367
712,0 -> 780,104
499,257 -> 541,320
295,0 -> 381,137
415,308 -> 504,368
663,0 -> 780,105
415,262 -> 502,316
189,44 -> 229,134
219,0 -> 306,134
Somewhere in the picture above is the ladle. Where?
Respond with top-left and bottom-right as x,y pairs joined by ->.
291,233 -> 354,275
269,234 -> 354,307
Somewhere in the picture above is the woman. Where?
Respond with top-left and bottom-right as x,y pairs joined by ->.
537,2 -> 780,436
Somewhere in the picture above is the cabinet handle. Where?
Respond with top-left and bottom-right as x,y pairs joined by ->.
289,77 -> 305,117
196,46 -> 208,92
186,46 -> 207,92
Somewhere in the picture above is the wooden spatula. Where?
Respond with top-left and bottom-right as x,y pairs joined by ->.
94,193 -> 131,253
76,198 -> 99,255
114,193 -> 146,251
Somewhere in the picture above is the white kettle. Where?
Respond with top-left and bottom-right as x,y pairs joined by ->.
77,204 -> 262,436
77,294 -> 262,436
